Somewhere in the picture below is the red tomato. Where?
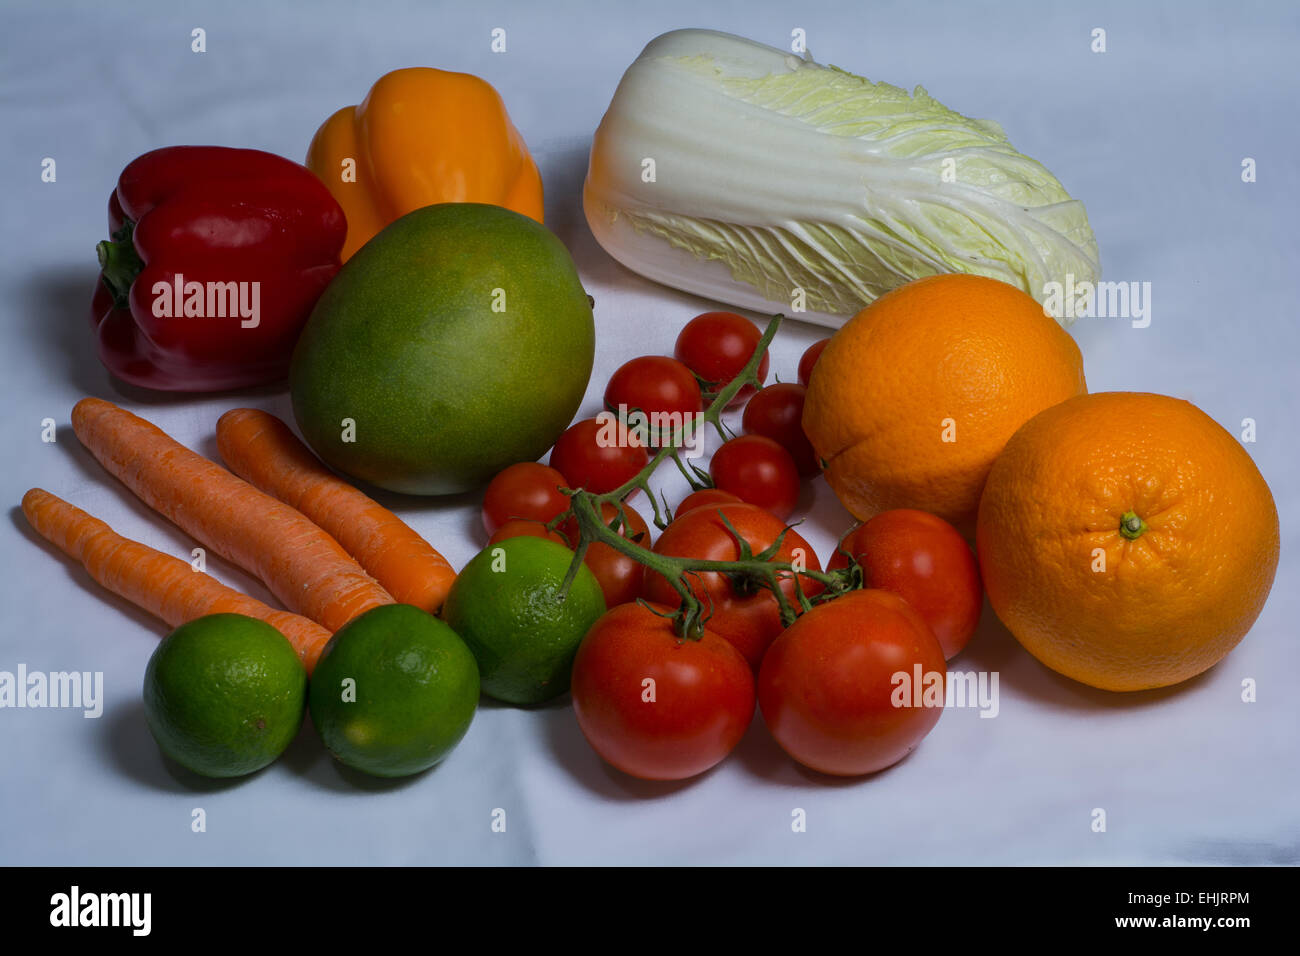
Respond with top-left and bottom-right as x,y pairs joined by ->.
674,488 -> 742,520
481,462 -> 570,536
828,509 -> 982,660
798,338 -> 830,387
758,589 -> 946,776
571,602 -> 755,781
674,311 -> 769,407
741,383 -> 819,477
709,434 -> 801,520
644,503 -> 822,669
488,519 -> 571,548
561,502 -> 652,608
549,417 -> 648,494
604,356 -> 703,441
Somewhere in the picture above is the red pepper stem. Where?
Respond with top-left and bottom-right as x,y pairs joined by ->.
96,219 -> 144,311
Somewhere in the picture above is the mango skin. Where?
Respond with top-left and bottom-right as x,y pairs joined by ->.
290,203 -> 594,496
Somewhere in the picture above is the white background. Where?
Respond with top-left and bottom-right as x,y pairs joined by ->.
1,0 -> 1296,864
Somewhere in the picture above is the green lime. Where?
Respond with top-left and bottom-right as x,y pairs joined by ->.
142,614 -> 307,779
289,202 -> 595,495
308,604 -> 479,778
441,536 -> 606,705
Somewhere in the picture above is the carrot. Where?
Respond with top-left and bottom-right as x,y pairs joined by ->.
21,488 -> 333,673
71,397 -> 394,633
216,408 -> 457,613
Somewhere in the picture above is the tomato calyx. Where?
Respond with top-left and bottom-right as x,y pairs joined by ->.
634,594 -> 711,642
830,527 -> 868,585
670,454 -> 715,495
714,510 -> 787,598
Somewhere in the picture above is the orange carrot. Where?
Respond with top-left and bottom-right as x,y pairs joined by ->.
21,489 -> 333,673
216,408 -> 457,613
71,397 -> 394,632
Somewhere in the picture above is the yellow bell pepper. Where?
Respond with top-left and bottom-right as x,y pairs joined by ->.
307,68 -> 544,260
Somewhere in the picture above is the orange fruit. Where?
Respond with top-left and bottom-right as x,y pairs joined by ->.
802,274 -> 1086,534
976,392 -> 1279,692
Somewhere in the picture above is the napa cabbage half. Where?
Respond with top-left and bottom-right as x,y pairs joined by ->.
584,29 -> 1101,326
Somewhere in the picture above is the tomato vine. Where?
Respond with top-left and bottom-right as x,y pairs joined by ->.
553,314 -> 862,639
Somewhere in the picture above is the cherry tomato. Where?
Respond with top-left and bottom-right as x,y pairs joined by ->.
643,503 -> 822,669
481,462 -> 570,536
758,589 -> 946,776
674,311 -> 769,407
571,601 -> 755,781
549,417 -> 649,494
798,338 -> 830,387
709,434 -> 801,520
741,383 -> 819,477
561,502 -> 652,608
674,488 -> 742,520
828,509 -> 982,660
488,519 -> 571,548
604,356 -> 703,443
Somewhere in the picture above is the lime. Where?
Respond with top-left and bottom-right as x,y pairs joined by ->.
289,203 -> 595,495
308,604 -> 479,778
142,614 -> 307,778
441,536 -> 606,705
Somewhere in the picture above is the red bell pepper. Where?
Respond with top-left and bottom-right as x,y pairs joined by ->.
91,146 -> 347,391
